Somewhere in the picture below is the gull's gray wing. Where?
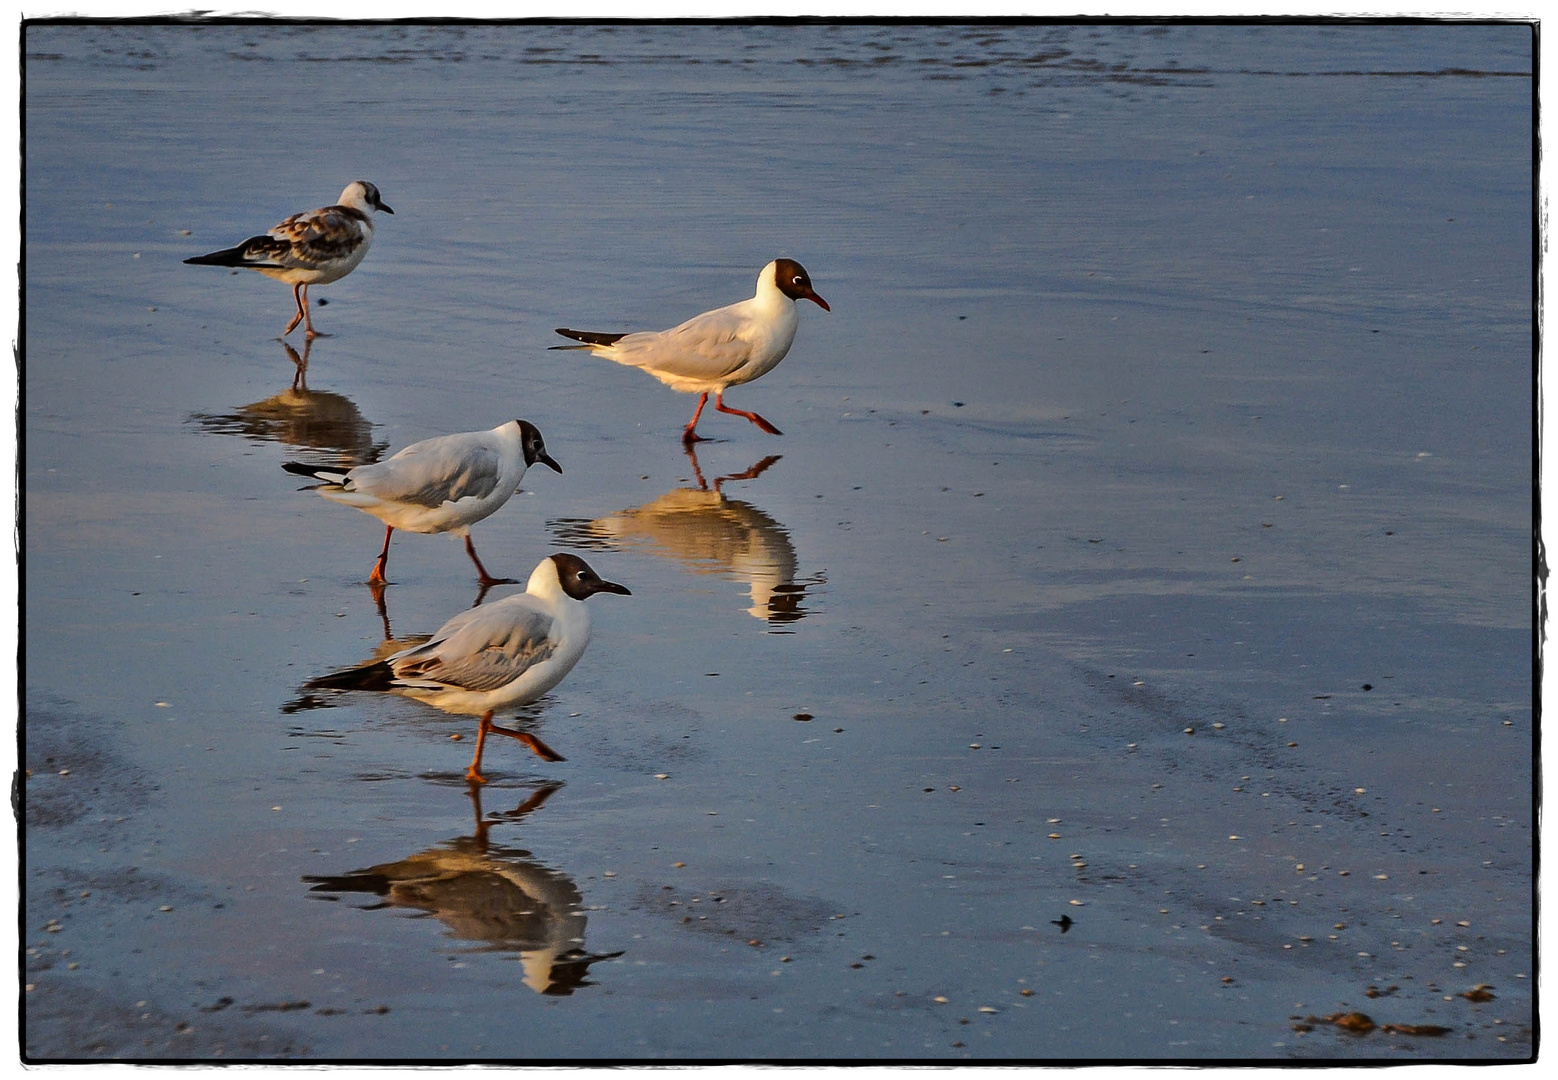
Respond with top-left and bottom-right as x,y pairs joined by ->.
346,432 -> 504,508
608,302 -> 755,381
390,598 -> 558,693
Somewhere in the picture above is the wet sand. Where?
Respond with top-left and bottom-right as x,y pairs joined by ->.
23,22 -> 1532,1060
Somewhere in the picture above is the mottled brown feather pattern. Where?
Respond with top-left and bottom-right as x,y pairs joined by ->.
249,206 -> 369,269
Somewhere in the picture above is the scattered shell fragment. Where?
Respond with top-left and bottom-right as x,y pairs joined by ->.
1322,1012 -> 1376,1034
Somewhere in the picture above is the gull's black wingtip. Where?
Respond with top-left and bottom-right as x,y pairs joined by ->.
304,660 -> 396,693
554,328 -> 628,347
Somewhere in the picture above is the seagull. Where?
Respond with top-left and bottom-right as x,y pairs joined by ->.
553,258 -> 829,444
282,420 -> 561,587
184,180 -> 393,338
305,553 -> 631,783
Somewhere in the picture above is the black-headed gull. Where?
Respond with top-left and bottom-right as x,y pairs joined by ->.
282,419 -> 561,587
306,554 -> 631,783
184,180 -> 393,338
553,258 -> 829,444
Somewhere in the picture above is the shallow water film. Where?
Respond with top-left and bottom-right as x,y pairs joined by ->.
23,20 -> 1533,1062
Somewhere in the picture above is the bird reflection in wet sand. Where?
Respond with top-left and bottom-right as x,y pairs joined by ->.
550,447 -> 823,626
188,340 -> 386,469
303,782 -> 622,995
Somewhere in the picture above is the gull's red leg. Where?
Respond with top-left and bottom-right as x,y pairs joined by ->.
486,719 -> 567,762
466,710 -> 494,785
464,534 -> 517,587
682,392 -> 713,445
283,283 -> 307,336
369,525 -> 393,584
301,284 -> 331,338
714,391 -> 782,436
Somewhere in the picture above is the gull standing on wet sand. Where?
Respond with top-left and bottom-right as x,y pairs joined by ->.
305,554 -> 631,783
184,180 -> 393,338
282,420 -> 561,587
553,258 -> 829,444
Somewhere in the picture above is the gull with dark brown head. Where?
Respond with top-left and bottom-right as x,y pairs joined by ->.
184,180 -> 393,338
304,554 -> 631,783
282,420 -> 561,587
553,258 -> 829,444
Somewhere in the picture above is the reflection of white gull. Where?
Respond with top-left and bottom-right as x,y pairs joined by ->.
184,180 -> 393,338
282,420 -> 561,586
554,454 -> 820,623
190,345 -> 385,468
553,259 -> 829,444
306,554 -> 630,782
304,784 -> 621,994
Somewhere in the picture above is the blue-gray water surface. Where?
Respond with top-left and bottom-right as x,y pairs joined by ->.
23,21 -> 1533,1061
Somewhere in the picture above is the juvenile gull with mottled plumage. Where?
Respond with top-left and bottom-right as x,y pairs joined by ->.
184,180 -> 393,338
282,420 -> 561,587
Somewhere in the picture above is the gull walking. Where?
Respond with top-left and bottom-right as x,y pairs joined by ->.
306,554 -> 631,782
554,258 -> 828,444
185,180 -> 393,338
283,420 -> 561,587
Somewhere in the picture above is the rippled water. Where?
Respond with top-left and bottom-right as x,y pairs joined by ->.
24,21 -> 1532,1061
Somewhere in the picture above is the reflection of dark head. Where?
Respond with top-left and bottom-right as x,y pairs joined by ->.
765,581 -> 809,624
539,948 -> 626,996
